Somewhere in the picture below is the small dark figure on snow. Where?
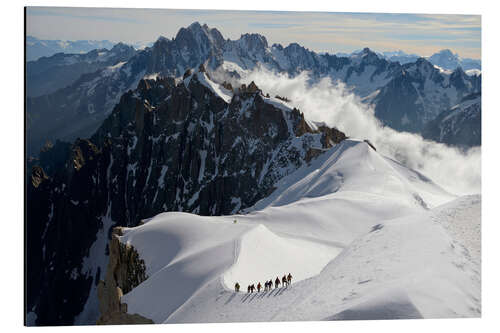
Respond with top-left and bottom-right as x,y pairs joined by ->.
282,275 -> 287,287
275,277 -> 281,289
235,282 -> 240,292
251,284 -> 255,293
257,282 -> 262,292
287,273 -> 292,285
247,285 -> 251,293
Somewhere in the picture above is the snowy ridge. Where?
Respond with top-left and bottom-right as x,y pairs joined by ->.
196,71 -> 233,103
116,139 -> 478,323
250,140 -> 454,211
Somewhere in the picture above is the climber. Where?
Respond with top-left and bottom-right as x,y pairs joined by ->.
287,273 -> 292,285
235,282 -> 240,292
275,277 -> 281,289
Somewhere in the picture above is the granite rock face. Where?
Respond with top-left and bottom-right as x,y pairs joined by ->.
97,227 -> 152,325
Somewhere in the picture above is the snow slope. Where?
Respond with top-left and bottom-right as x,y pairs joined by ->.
117,140 -> 479,323
168,196 -> 480,323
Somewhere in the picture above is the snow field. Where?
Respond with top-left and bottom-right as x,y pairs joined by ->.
118,140 -> 479,323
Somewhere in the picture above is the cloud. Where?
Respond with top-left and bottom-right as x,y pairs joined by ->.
238,68 -> 481,195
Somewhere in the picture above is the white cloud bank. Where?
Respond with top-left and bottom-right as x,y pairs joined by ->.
240,68 -> 481,196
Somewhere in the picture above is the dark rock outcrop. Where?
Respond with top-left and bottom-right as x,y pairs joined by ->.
97,227 -> 152,325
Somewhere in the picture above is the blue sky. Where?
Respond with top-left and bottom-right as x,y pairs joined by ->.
26,7 -> 481,59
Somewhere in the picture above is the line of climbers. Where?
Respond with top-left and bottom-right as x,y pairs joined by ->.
234,273 -> 292,293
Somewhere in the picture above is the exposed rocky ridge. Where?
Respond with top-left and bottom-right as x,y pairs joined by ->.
26,73 -> 346,325
377,49 -> 481,71
97,227 -> 152,325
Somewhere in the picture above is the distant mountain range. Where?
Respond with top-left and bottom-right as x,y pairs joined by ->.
26,36 -> 151,61
27,43 -> 137,97
28,35 -> 480,71
336,48 -> 481,72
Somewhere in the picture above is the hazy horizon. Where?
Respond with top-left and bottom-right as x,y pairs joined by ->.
26,7 -> 481,59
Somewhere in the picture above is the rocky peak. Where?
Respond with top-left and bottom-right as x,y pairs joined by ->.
359,47 -> 381,64
31,165 -> 48,188
207,26 -> 225,48
110,42 -> 135,54
272,43 -> 284,51
239,33 -> 269,51
285,42 -> 307,54
406,58 -> 438,79
415,57 -> 434,67
176,22 -> 225,50
429,49 -> 459,65
152,35 -> 170,49
238,81 -> 261,95
450,66 -> 467,90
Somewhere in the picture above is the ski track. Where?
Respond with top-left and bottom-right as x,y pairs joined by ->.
118,140 -> 480,323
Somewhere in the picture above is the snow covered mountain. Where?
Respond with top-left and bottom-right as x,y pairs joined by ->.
26,36 -> 150,61
26,36 -> 117,61
27,42 -> 137,97
26,22 -> 482,156
337,49 -> 481,71
422,92 -> 481,147
26,71 -> 346,325
371,59 -> 481,133
428,49 -> 481,72
380,50 -> 420,65
96,140 -> 479,323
